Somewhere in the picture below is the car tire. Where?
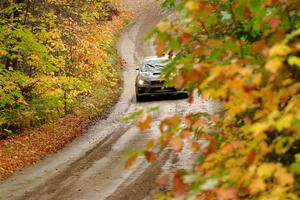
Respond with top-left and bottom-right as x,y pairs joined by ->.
136,94 -> 143,102
178,93 -> 188,99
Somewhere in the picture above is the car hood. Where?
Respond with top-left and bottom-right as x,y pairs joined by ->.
139,71 -> 162,81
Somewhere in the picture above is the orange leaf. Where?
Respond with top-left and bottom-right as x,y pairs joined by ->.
214,188 -> 237,200
156,41 -> 166,57
205,140 -> 217,156
172,174 -> 186,196
180,33 -> 192,44
251,39 -> 266,54
144,151 -> 156,162
173,74 -> 185,88
135,114 -> 152,132
171,136 -> 183,151
189,141 -> 200,152
146,139 -> 155,150
166,115 -> 181,126
243,7 -> 251,19
249,178 -> 266,194
181,129 -> 192,138
246,150 -> 256,166
194,46 -> 204,56
161,132 -> 173,147
124,155 -> 137,169
156,175 -> 169,186
222,141 -> 242,154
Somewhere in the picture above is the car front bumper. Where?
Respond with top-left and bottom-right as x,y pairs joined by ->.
136,85 -> 186,96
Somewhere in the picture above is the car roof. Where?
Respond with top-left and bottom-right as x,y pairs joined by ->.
143,56 -> 168,62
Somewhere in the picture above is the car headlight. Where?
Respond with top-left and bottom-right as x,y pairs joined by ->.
138,79 -> 146,85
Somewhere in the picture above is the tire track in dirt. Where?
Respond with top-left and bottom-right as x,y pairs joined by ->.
16,125 -> 131,200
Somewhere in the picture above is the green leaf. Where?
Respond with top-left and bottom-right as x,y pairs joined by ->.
121,110 -> 143,122
290,163 -> 300,174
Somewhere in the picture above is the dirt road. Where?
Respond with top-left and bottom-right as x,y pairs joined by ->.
0,1 -> 220,199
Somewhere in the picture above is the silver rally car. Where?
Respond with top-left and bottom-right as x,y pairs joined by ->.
135,56 -> 187,102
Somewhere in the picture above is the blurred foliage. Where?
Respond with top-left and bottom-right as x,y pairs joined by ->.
129,0 -> 300,199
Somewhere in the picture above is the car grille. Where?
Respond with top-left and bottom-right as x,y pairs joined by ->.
150,80 -> 164,86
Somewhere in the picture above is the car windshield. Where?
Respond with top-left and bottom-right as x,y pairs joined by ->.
141,58 -> 168,72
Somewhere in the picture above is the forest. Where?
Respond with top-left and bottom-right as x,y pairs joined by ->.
0,0 -> 124,138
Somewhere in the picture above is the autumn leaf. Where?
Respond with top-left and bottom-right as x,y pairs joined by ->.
246,150 -> 256,166
172,174 -> 186,196
249,178 -> 266,194
275,165 -> 294,186
145,139 -> 155,150
189,141 -> 200,152
170,136 -> 183,151
156,175 -> 169,186
269,44 -> 291,57
181,129 -> 192,138
243,7 -> 251,19
268,17 -> 281,29
214,188 -> 237,200
251,39 -> 266,54
180,33 -> 192,44
257,163 -> 275,177
156,41 -> 166,57
288,56 -> 300,67
124,155 -> 137,169
185,1 -> 198,11
173,74 -> 185,88
135,114 -> 152,132
157,21 -> 171,32
265,58 -> 283,73
222,141 -> 242,154
144,151 -> 156,162
161,132 -> 173,147
205,140 -> 217,156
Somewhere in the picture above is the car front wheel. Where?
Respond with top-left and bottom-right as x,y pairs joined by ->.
136,94 -> 144,102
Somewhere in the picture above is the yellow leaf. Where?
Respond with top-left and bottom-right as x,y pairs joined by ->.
207,39 -> 222,48
252,73 -> 262,86
257,163 -> 276,177
249,122 -> 269,136
146,139 -> 155,150
288,56 -> 300,67
185,1 -> 198,10
269,44 -> 291,57
0,49 -> 7,57
265,58 -> 283,73
276,114 -> 293,131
